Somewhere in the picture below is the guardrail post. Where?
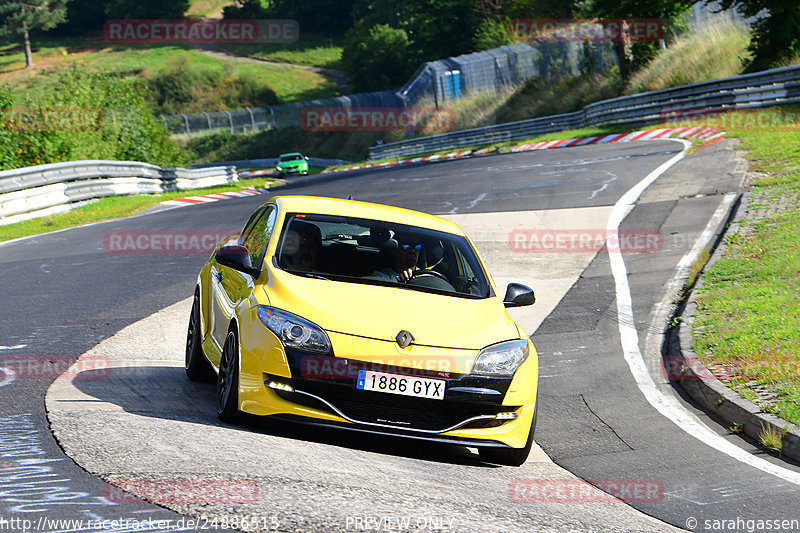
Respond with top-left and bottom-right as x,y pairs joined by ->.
203,112 -> 213,132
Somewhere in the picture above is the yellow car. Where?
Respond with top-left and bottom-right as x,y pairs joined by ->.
186,196 -> 539,465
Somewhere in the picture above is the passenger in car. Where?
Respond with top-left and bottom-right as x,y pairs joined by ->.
281,220 -> 321,272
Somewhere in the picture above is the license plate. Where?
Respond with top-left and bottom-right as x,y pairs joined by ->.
356,370 -> 445,400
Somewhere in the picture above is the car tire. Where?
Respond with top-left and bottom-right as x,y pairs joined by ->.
479,397 -> 538,466
185,294 -> 214,382
217,327 -> 242,423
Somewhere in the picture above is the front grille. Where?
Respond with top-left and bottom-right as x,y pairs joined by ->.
271,350 -> 516,433
274,381 -> 507,432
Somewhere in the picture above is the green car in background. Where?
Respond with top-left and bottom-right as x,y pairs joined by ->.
276,153 -> 310,177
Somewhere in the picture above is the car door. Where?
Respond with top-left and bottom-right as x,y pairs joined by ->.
210,204 -> 277,351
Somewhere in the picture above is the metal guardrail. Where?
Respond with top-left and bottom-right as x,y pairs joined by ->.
0,160 -> 237,225
368,64 -> 800,160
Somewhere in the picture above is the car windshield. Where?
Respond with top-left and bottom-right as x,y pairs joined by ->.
274,213 -> 491,299
280,154 -> 303,162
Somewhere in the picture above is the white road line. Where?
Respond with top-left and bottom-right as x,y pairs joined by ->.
607,139 -> 800,486
0,344 -> 26,350
468,193 -> 487,209
675,194 -> 736,273
0,367 -> 15,387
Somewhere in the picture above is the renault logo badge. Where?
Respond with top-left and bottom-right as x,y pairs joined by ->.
395,330 -> 414,348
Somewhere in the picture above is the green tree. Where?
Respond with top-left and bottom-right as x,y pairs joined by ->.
474,16 -> 513,51
102,0 -> 190,20
258,0 -> 355,35
223,0 -> 271,20
63,0 -> 107,34
342,23 -> 412,92
502,0 -> 576,18
342,0 -> 485,88
0,0 -> 67,68
400,0 -> 479,64
711,0 -> 800,70
577,0 -> 692,82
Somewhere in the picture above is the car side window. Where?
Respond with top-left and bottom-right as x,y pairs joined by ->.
239,207 -> 266,245
241,205 -> 277,270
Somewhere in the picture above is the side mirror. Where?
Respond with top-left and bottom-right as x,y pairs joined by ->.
503,283 -> 535,308
216,245 -> 257,276
304,156 -> 309,160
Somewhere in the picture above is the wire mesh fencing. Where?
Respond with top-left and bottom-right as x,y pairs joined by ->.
162,40 -> 618,136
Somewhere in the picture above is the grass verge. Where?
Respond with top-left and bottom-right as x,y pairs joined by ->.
692,108 -> 800,426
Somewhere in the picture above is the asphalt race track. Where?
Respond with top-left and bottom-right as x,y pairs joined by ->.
2,139 -> 800,532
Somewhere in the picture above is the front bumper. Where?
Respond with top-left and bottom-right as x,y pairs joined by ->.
253,350 -> 534,447
236,309 -> 538,448
277,166 -> 308,175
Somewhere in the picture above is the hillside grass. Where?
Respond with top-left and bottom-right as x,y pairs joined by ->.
0,37 -> 339,109
692,107 -> 800,425
220,34 -> 344,69
626,20 -> 752,94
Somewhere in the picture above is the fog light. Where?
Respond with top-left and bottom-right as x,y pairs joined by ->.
268,381 -> 294,392
495,412 -> 519,420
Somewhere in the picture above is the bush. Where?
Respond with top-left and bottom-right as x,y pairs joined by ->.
145,56 -> 279,115
473,17 -> 513,51
0,66 -> 189,170
0,88 -> 24,170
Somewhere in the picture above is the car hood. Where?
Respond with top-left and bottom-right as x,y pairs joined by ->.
262,269 -> 520,351
277,160 -> 306,167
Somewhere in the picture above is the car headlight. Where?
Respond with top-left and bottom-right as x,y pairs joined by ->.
471,339 -> 529,376
257,306 -> 332,354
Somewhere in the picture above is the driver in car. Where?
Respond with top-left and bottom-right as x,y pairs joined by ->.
369,233 -> 422,283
